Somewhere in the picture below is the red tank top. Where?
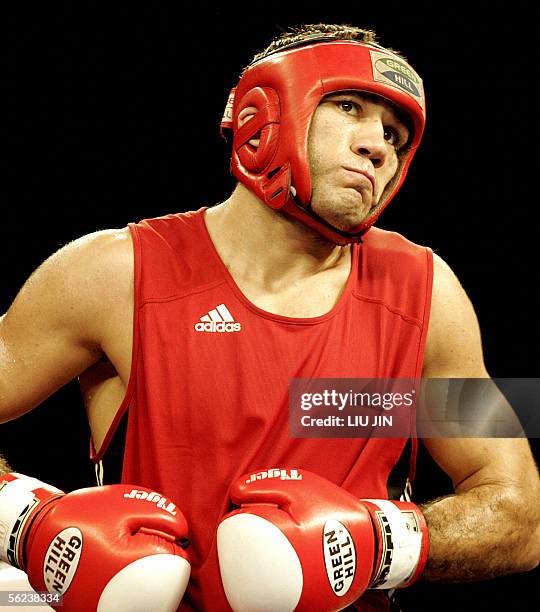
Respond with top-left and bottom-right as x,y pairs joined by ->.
94,208 -> 433,611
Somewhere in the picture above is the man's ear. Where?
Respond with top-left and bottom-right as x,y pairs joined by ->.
238,106 -> 261,148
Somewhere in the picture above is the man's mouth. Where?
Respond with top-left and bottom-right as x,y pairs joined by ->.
341,166 -> 375,192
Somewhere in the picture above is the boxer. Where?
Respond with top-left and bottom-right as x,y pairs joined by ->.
1,23 -> 539,611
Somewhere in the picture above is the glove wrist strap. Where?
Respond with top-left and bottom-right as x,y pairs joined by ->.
0,473 -> 63,569
361,499 -> 429,589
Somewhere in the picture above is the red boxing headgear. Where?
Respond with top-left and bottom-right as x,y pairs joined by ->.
221,38 -> 426,244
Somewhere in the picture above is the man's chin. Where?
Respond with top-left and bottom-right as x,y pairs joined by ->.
310,197 -> 376,232
321,212 -> 371,233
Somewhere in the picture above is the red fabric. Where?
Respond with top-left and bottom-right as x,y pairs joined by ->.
97,208 -> 433,611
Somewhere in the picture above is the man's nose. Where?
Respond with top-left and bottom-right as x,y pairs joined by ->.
350,120 -> 388,168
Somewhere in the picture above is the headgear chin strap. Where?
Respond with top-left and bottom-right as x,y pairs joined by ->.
221,38 -> 426,245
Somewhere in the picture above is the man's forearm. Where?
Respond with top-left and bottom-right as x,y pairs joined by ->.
421,483 -> 540,581
0,454 -> 11,476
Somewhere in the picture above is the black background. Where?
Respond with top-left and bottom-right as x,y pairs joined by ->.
1,3 -> 538,610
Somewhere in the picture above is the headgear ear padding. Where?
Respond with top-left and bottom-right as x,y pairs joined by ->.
221,39 -> 426,245
234,87 -> 280,174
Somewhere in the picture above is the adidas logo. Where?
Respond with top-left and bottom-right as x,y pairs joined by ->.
194,303 -> 242,333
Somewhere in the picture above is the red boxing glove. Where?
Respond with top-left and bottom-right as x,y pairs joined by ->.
217,468 -> 428,612
0,473 -> 190,611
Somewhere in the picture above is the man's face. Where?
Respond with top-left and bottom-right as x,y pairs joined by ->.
307,92 -> 410,232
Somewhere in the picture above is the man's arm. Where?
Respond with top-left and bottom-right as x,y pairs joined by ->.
0,232 -> 195,611
0,454 -> 10,476
0,228 -> 133,423
421,253 -> 540,579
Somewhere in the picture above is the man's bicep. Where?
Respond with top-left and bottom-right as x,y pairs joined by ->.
0,229 -> 132,421
423,437 -> 539,492
0,312 -> 100,420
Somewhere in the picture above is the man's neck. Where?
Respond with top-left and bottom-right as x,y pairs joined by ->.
204,184 -> 351,291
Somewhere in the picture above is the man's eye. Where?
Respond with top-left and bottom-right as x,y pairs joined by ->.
384,126 -> 401,147
338,100 -> 358,113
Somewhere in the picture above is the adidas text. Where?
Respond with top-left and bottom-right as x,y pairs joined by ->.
195,321 -> 242,333
195,303 -> 241,332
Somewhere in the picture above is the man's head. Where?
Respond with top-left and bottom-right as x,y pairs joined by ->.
221,24 -> 425,244
307,90 -> 411,234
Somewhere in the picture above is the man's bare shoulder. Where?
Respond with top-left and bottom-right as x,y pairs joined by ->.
51,227 -> 133,278
2,227 -> 134,354
35,227 -> 133,303
430,252 -> 466,300
0,228 -> 134,419
424,253 -> 487,377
